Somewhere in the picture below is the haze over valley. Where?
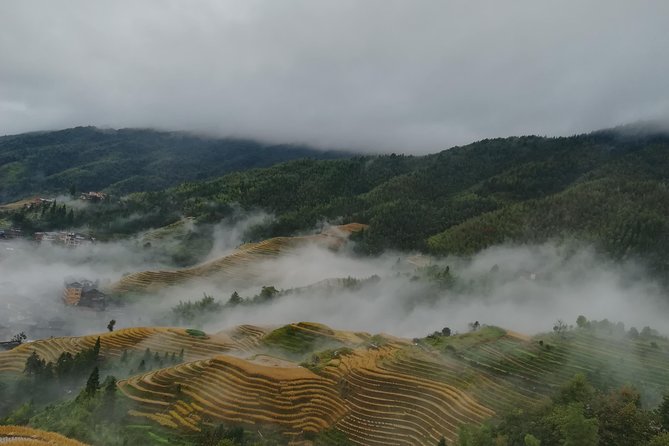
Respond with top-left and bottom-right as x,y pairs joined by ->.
2,2 -> 669,445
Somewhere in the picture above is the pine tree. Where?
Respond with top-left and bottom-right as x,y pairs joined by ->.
93,336 -> 101,359
24,351 -> 45,377
85,366 -> 100,396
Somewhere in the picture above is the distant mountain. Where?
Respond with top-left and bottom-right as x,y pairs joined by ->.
6,124 -> 669,275
0,126 -> 350,203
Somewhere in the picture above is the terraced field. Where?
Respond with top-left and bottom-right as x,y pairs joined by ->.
0,425 -> 88,445
0,325 -> 267,374
140,217 -> 195,242
110,223 -> 367,295
5,321 -> 669,445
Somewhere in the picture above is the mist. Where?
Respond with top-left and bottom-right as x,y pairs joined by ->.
183,242 -> 669,338
3,213 -> 668,342
2,1 -> 669,152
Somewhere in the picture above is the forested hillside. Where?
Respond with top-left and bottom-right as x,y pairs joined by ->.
0,126 -> 349,202
5,124 -> 669,274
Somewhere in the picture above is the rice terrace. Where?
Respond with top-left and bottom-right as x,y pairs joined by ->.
2,317 -> 669,445
3,3 -> 669,444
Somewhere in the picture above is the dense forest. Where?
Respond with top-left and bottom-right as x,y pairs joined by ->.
4,124 -> 669,275
0,126 -> 349,202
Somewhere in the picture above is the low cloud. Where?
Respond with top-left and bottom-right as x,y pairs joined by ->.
3,222 -> 666,343
1,1 -> 668,152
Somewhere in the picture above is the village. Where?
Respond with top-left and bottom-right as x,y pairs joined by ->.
0,192 -> 107,247
62,279 -> 108,310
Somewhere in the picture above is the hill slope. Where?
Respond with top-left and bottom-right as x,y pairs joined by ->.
66,124 -> 667,272
109,223 -> 366,295
3,321 -> 669,445
0,425 -> 88,446
0,126 -> 349,203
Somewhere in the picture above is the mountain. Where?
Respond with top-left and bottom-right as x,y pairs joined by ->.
31,124 -> 667,275
0,126 -> 350,203
109,223 -> 366,296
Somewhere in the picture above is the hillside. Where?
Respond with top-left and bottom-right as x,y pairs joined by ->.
109,223 -> 366,295
14,124 -> 665,275
0,126 -> 349,203
2,320 -> 669,445
0,425 -> 88,445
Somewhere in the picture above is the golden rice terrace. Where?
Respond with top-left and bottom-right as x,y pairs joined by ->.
2,322 -> 669,445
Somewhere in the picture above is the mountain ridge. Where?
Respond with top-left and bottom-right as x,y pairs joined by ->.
0,126 -> 351,203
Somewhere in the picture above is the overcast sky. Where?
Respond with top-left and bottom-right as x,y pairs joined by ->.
1,1 -> 668,153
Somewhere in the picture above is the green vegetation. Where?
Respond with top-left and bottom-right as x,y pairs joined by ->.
0,126 -> 348,203
185,329 -> 207,338
455,374 -> 669,446
309,427 -> 355,445
6,125 -> 668,277
422,325 -> 507,353
172,294 -> 222,325
262,325 -> 344,358
5,126 -> 669,281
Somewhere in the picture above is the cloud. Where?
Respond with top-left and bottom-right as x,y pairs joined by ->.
1,1 -> 668,153
192,242 -> 669,338
2,224 -> 668,343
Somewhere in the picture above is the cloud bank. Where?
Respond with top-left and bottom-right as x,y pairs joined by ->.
1,1 -> 669,152
2,228 -> 668,342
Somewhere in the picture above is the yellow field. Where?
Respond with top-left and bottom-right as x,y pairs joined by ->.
0,325 -> 268,374
110,223 -> 367,295
0,198 -> 35,211
0,426 -> 88,446
6,320 -> 662,445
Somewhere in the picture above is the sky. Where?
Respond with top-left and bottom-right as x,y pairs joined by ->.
1,1 -> 669,153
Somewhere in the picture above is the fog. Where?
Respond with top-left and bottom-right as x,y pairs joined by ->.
2,217 -> 668,342
2,1 -> 669,152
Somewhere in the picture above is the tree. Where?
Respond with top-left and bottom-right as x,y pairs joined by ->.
258,286 -> 279,301
548,404 -> 598,446
93,337 -> 101,359
648,433 -> 669,446
103,375 -> 117,407
228,291 -> 243,306
658,394 -> 669,431
24,351 -> 45,377
10,332 -> 27,344
85,366 -> 100,396
69,184 -> 76,197
628,327 -> 639,339
458,424 -> 494,446
576,315 -> 588,329
553,320 -> 568,338
438,437 -> 448,446
554,374 -> 595,405
442,327 -> 452,337
524,434 -> 541,446
107,319 -> 116,332
593,386 -> 654,446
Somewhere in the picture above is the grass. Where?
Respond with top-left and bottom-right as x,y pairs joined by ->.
185,329 -> 207,338
262,325 -> 333,356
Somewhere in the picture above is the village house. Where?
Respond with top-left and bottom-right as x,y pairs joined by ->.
25,197 -> 55,210
63,279 -> 107,310
34,231 -> 95,247
80,191 -> 107,202
0,228 -> 23,239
